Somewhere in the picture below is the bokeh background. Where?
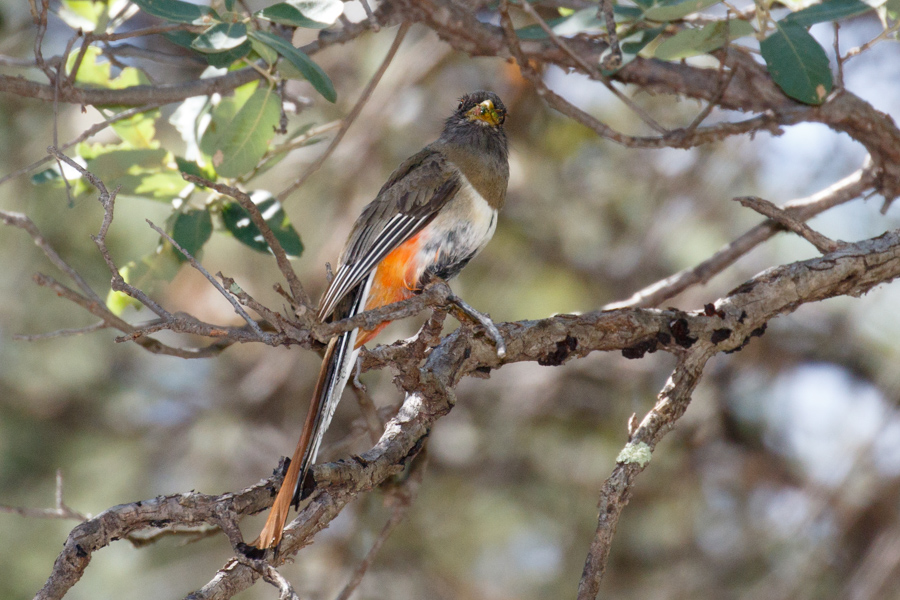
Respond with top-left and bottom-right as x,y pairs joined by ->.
3,2 -> 900,599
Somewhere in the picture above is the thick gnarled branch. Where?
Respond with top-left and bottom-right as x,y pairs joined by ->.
33,226 -> 900,600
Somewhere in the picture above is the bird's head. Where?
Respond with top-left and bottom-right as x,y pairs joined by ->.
454,91 -> 507,129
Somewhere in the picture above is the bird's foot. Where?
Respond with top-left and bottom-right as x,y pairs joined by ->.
447,293 -> 506,358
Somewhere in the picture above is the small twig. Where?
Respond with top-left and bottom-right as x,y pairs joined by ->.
218,273 -> 308,341
48,147 -> 172,318
0,208 -> 105,305
833,22 -> 844,89
33,0 -> 54,80
844,19 -> 900,61
578,351 -> 710,599
14,321 -> 107,341
260,564 -> 301,600
126,525 -> 220,548
146,220 -> 266,336
277,22 -> 410,202
66,31 -> 91,88
734,195 -> 842,254
598,0 -> 621,70
516,0 -> 666,134
246,120 -> 343,181
605,165 -> 875,309
352,360 -> 384,445
181,174 -> 311,313
359,0 -> 380,31
0,55 -> 37,67
333,449 -> 427,600
682,59 -> 737,135
0,470 -> 86,521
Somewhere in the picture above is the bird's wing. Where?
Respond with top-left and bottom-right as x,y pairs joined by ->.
317,148 -> 461,320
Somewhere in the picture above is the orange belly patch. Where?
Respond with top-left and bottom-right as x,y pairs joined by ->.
355,232 -> 423,348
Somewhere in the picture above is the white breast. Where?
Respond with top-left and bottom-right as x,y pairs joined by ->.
411,175 -> 498,284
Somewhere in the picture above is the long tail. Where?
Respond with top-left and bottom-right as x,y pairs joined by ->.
252,276 -> 372,550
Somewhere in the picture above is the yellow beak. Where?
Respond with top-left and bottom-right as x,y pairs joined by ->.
467,99 -> 502,126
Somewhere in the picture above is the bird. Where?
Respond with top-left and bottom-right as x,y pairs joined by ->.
250,90 -> 509,551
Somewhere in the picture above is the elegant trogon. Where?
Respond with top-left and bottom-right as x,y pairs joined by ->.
252,90 -> 509,550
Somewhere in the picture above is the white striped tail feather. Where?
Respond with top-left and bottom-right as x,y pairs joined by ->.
292,271 -> 373,505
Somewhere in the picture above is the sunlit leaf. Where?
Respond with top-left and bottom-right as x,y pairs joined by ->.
249,30 -> 336,102
760,22 -> 832,105
653,20 -> 755,60
643,0 -> 722,22
59,0 -> 107,31
207,85 -> 282,178
170,208 -> 213,262
783,0 -> 872,27
66,46 -> 150,90
111,109 -> 161,149
130,0 -> 215,24
221,191 -> 303,256
77,145 -> 191,201
191,22 -> 248,53
256,0 -> 344,27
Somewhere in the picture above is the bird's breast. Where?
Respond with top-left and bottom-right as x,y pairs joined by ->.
412,176 -> 498,286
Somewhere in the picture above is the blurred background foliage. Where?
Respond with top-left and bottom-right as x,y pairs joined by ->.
3,0 -> 900,598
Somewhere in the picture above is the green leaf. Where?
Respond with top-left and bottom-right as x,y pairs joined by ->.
249,30 -> 336,102
205,40 -> 252,67
886,0 -> 900,19
760,22 -> 833,105
163,30 -> 198,49
783,0 -> 872,27
199,80 -> 259,159
175,156 -> 217,181
80,145 -> 192,201
208,85 -> 282,178
170,208 -> 213,262
221,192 -> 303,256
224,0 -> 235,10
621,26 -> 666,54
643,0 -> 722,22
653,20 -> 755,60
614,5 -> 645,20
111,109 -> 161,149
106,245 -> 182,314
515,17 -> 568,40
250,37 -> 279,64
256,0 -> 344,27
191,22 -> 248,53
59,0 -> 107,30
130,0 -> 215,24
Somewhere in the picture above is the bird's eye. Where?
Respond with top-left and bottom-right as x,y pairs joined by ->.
457,101 -> 463,110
